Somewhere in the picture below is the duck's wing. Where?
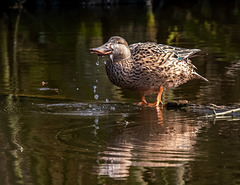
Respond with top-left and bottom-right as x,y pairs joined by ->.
129,42 -> 166,62
157,44 -> 201,60
129,42 -> 201,62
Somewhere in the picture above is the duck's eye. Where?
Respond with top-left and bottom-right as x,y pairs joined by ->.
107,44 -> 112,50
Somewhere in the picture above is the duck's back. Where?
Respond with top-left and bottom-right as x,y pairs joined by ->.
129,42 -> 200,64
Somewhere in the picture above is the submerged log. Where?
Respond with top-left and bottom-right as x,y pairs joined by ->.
165,101 -> 240,118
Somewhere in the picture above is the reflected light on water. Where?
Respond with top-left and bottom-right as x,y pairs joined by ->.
92,106 -> 204,180
3,100 -> 206,183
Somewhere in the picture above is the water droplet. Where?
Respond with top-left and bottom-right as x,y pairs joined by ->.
110,106 -> 115,111
94,117 -> 99,124
93,85 -> 97,93
96,61 -> 100,66
94,94 -> 99,100
76,88 -> 79,91
122,113 -> 128,118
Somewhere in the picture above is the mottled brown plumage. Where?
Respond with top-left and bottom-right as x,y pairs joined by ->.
90,36 -> 208,106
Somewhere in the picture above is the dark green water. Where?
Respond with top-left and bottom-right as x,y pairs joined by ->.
0,2 -> 240,184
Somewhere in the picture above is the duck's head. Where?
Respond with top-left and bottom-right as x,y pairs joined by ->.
90,36 -> 131,62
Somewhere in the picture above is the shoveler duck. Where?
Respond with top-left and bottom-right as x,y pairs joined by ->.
90,36 -> 208,107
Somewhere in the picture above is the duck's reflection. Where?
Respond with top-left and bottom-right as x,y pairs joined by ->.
94,107 -> 205,181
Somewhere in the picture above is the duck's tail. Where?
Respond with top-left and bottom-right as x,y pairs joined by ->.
192,71 -> 209,82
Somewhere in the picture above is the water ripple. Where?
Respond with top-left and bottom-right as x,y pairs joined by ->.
35,102 -> 140,116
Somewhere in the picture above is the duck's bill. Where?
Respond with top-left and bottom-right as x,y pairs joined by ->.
90,45 -> 112,55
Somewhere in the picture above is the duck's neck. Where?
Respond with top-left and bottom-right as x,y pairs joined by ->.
110,45 -> 131,62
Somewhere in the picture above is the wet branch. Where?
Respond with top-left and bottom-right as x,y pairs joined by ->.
206,107 -> 240,118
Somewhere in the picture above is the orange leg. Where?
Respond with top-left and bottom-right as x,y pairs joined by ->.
148,86 -> 164,107
137,93 -> 148,106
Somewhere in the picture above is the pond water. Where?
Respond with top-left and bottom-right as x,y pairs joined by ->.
0,1 -> 240,184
